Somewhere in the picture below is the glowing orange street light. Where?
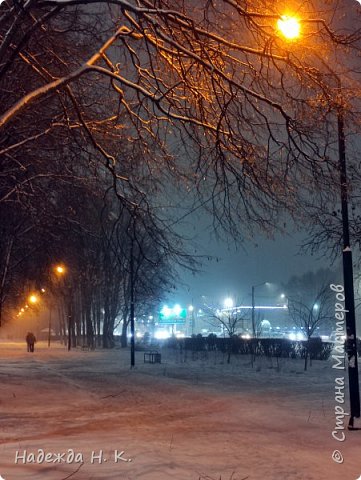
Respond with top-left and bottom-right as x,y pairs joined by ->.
54,264 -> 66,276
277,15 -> 301,40
28,294 -> 38,305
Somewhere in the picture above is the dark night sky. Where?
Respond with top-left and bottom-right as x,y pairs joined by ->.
170,226 -> 336,308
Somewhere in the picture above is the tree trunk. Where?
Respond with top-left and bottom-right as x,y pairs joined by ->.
227,337 -> 232,364
304,340 -> 309,371
85,302 -> 94,348
102,309 -> 115,349
121,318 -> 128,348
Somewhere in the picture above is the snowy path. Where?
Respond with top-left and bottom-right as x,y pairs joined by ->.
0,341 -> 359,479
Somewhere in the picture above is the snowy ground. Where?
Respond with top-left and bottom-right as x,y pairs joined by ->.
0,340 -> 360,480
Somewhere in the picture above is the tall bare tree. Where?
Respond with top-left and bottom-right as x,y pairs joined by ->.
2,1 -> 361,243
202,301 -> 247,363
286,269 -> 335,371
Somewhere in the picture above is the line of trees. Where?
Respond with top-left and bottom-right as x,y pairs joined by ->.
286,269 -> 337,370
1,157 -> 193,347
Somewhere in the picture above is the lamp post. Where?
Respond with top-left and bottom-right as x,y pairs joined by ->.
337,101 -> 360,427
130,248 -> 135,368
27,293 -> 39,339
128,216 -> 136,368
251,282 -> 267,338
54,264 -> 72,351
277,15 -> 360,427
188,304 -> 194,336
48,306 -> 52,347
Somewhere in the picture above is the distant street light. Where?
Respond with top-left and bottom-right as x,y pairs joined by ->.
251,282 -> 268,337
28,294 -> 38,305
224,298 -> 234,309
277,13 -> 360,427
48,266 -> 65,347
54,263 -> 73,351
55,264 -> 66,275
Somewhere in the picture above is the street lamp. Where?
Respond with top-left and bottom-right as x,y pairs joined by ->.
188,305 -> 195,336
54,263 -> 73,351
277,15 -> 301,40
224,297 -> 234,309
50,265 -> 66,347
28,294 -> 38,305
278,15 -> 360,427
251,282 -> 268,338
55,264 -> 66,276
337,93 -> 360,428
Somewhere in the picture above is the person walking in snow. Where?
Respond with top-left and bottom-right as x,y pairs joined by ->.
26,332 -> 36,352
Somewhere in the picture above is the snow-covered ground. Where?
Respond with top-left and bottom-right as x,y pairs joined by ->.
0,340 -> 359,480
